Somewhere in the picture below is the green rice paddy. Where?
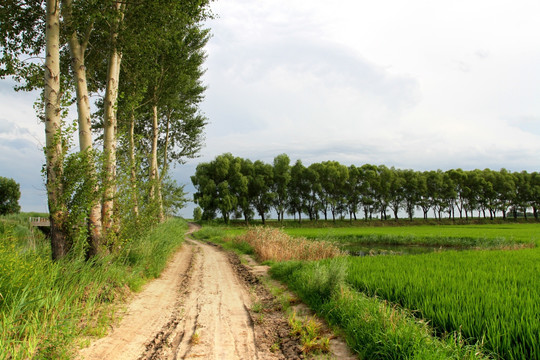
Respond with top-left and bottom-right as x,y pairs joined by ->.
270,222 -> 540,359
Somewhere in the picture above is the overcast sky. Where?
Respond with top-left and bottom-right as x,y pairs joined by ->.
1,0 -> 540,216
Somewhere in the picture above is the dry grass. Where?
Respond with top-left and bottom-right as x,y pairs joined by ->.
234,227 -> 343,262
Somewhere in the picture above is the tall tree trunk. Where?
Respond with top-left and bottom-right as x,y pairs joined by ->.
158,108 -> 172,221
161,109 -> 171,182
149,103 -> 164,221
102,1 -> 124,236
64,0 -> 103,255
129,111 -> 139,217
45,0 -> 68,260
102,47 -> 122,235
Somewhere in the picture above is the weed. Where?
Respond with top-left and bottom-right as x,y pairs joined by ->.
270,340 -> 280,353
0,217 -> 188,359
251,301 -> 264,313
288,311 -> 331,355
190,330 -> 200,345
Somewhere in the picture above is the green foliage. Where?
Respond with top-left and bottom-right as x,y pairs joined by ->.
161,178 -> 188,216
0,176 -> 21,215
192,154 -> 540,223
193,206 -> 202,221
0,217 -> 188,359
2,0 -> 212,259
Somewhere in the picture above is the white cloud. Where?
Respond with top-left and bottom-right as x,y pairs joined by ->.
2,0 -> 540,216
194,0 -> 540,179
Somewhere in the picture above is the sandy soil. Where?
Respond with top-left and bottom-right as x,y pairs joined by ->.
77,224 -> 356,360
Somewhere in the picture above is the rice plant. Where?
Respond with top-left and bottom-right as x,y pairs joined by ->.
345,248 -> 540,360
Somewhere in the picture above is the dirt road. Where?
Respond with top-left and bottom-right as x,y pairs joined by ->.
78,224 -> 296,360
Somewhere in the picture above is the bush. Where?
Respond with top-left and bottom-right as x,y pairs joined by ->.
193,207 -> 202,221
0,177 -> 21,215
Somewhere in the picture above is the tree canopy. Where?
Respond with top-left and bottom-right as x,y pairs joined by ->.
1,0 -> 212,259
0,177 -> 21,215
192,154 -> 540,223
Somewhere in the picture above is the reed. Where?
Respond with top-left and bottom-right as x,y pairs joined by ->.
236,227 -> 343,262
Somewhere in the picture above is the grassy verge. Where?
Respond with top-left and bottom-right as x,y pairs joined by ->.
0,215 -> 188,359
270,260 -> 490,360
191,226 -> 255,255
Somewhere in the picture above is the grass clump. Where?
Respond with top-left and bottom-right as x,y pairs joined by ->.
289,311 -> 331,355
236,227 -> 343,262
0,216 -> 188,359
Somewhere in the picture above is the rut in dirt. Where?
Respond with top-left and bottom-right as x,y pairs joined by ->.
144,240 -> 259,359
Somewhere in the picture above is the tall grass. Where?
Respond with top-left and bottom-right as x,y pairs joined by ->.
235,227 -> 343,262
0,216 -> 188,359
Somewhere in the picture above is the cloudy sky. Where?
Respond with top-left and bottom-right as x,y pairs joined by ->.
1,0 -> 540,215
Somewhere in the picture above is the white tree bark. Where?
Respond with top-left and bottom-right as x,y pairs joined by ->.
102,1 -> 124,235
45,0 -> 68,259
149,103 -> 164,221
63,0 -> 103,254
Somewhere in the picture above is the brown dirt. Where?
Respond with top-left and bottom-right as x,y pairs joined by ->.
77,224 -> 356,360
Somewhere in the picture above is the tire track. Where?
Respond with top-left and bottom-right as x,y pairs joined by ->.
172,240 -> 259,359
78,224 -> 302,360
78,225 -> 198,360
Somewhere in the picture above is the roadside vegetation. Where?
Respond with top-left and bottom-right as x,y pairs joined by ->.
0,214 -> 188,359
193,226 -> 342,261
194,222 -> 539,360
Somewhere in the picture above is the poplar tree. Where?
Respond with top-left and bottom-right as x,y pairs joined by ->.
1,0 -> 212,258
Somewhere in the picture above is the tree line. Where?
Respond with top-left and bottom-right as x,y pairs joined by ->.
1,1 -> 212,259
192,153 -> 540,224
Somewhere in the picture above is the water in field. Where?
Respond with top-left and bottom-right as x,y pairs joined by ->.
343,243 -> 449,256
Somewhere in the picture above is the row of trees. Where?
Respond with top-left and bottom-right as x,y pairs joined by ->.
1,1 -> 212,259
192,153 -> 540,224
